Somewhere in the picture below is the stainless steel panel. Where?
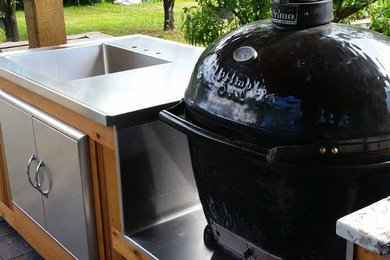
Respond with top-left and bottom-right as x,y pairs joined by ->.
0,90 -> 86,141
33,118 -> 96,260
117,121 -> 200,235
125,209 -> 235,260
117,121 -> 234,259
0,99 -> 45,227
346,241 -> 354,260
6,43 -> 169,81
127,208 -> 213,260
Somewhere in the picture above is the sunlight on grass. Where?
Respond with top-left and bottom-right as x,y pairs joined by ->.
0,0 -> 197,43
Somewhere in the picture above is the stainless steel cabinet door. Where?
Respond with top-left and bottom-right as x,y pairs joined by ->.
32,118 -> 91,260
0,99 -> 46,227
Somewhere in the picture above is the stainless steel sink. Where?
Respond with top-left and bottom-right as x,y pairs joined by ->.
5,43 -> 169,81
0,34 -> 204,126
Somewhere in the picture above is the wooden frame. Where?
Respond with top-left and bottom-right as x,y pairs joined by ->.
0,127 -> 11,208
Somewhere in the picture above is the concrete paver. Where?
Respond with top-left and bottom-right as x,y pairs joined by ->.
0,217 -> 43,260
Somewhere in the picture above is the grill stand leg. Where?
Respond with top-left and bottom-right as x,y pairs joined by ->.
346,241 -> 354,260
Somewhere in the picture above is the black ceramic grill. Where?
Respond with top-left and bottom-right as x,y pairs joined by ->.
159,0 -> 390,258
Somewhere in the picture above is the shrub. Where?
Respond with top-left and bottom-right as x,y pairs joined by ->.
182,0 -> 271,46
182,0 -> 390,46
370,0 -> 390,36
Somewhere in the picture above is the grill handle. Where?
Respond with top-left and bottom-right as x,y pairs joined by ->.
159,101 -> 330,163
159,100 -> 267,159
159,101 -> 390,166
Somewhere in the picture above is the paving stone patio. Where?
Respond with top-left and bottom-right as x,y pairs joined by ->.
0,217 -> 43,260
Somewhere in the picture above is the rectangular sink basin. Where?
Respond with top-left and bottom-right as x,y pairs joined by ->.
6,43 -> 169,81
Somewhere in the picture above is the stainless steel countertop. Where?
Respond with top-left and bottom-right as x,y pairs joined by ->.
125,208 -> 234,260
0,35 -> 204,128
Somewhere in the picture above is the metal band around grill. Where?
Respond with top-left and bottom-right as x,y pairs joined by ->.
313,136 -> 390,156
271,0 -> 334,29
210,221 -> 282,260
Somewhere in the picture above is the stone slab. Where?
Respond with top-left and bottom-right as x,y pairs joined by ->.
336,196 -> 390,258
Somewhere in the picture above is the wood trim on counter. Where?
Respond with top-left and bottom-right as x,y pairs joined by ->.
355,245 -> 389,260
90,140 -> 123,260
13,204 -> 74,260
0,77 -> 115,150
0,201 -> 14,227
112,227 -> 150,260
0,128 -> 11,208
89,140 -> 108,260
102,146 -> 122,230
101,143 -> 128,260
89,140 -> 129,260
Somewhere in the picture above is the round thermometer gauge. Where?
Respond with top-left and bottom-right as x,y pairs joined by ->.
233,46 -> 258,63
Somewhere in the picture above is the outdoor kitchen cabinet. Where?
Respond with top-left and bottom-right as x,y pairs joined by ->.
0,95 -> 96,260
0,35 -> 204,260
0,80 -> 128,260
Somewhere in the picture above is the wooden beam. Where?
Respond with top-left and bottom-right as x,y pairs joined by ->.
112,227 -> 150,260
89,140 -> 129,260
100,144 -> 127,260
90,140 -> 116,260
23,0 -> 67,48
89,140 -> 107,260
102,146 -> 121,230
0,201 -> 14,227
0,128 -> 11,208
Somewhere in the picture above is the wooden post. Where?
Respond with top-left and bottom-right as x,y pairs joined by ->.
23,0 -> 67,48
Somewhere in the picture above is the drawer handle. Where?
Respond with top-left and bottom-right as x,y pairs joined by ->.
36,160 -> 51,198
26,155 -> 38,189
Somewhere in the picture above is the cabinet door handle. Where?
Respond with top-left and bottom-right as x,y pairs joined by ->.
26,155 -> 38,189
36,160 -> 51,198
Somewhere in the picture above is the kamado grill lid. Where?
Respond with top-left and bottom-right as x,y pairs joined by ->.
184,15 -> 390,146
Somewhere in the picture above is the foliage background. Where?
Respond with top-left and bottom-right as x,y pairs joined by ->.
182,0 -> 271,45
4,0 -> 390,45
1,0 -> 191,43
182,0 -> 390,46
370,0 -> 390,35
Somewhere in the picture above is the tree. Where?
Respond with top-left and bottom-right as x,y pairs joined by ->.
182,0 -> 272,46
333,0 -> 378,22
0,0 -> 19,42
163,0 -> 175,30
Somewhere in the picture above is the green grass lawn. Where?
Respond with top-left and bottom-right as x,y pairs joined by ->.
1,0 -> 197,43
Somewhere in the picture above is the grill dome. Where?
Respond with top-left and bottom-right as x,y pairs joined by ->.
185,21 -> 390,144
